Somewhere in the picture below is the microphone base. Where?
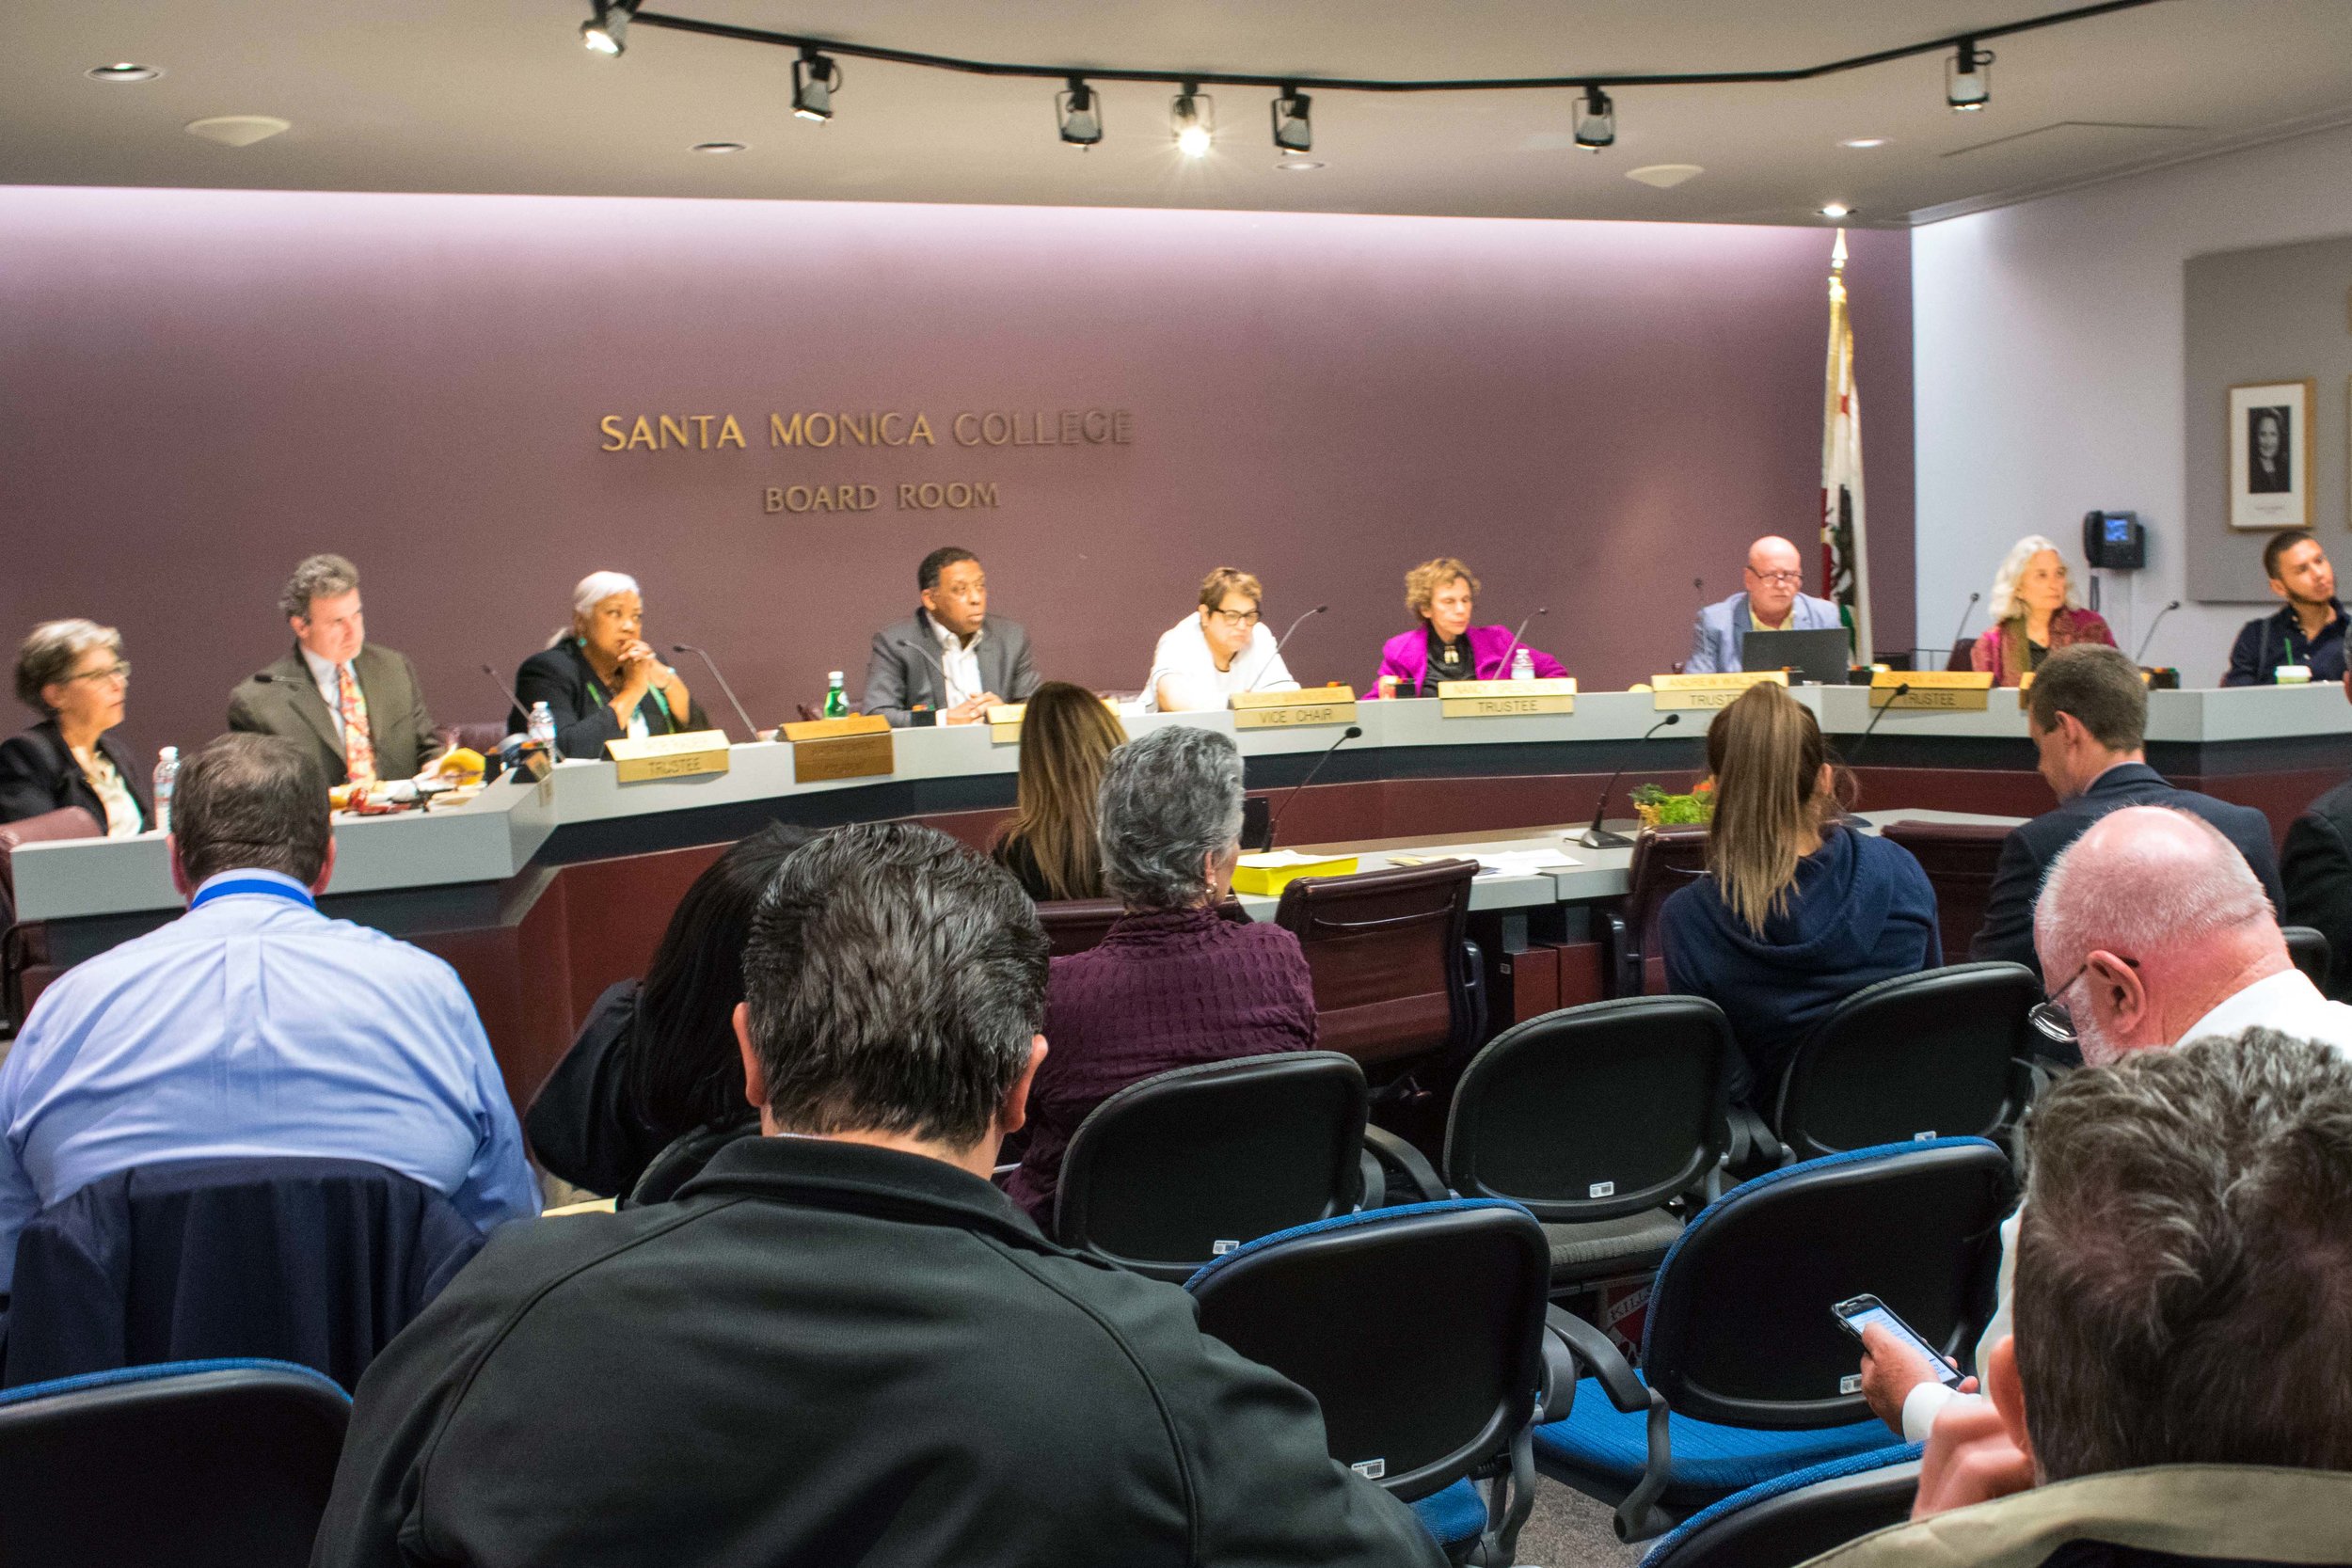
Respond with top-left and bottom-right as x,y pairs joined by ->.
1578,824 -> 1637,849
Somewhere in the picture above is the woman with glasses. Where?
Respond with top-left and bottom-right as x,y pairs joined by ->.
0,619 -> 149,835
1659,682 -> 1940,1104
1144,566 -> 1301,712
1968,535 -> 2115,686
1368,557 -> 1568,697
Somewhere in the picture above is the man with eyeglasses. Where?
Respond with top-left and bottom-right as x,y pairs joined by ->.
1684,535 -> 1845,673
863,546 -> 1038,726
1146,566 -> 1300,712
1859,803 -> 2352,1446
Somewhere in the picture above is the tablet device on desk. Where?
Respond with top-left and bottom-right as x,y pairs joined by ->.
1743,627 -> 1851,686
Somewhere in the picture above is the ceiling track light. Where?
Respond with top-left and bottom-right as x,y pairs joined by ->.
1170,85 -> 1214,157
794,49 -> 840,121
1057,78 -> 1103,147
1947,39 -> 1993,110
1574,86 -> 1615,151
1271,87 -> 1311,153
580,0 -> 634,56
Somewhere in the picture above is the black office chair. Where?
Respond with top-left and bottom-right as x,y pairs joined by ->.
1054,1052 -> 1371,1282
1772,963 -> 2043,1163
1187,1198 -> 1555,1566
1534,1137 -> 2014,1541
0,1356 -> 350,1568
1635,1446 -> 1922,1568
1442,997 -> 1734,1293
2283,925 -> 2331,993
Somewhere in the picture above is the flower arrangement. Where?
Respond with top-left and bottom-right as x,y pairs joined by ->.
1630,778 -> 1715,828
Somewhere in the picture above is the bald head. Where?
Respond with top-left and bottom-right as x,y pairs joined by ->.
2035,806 -> 2285,1063
1744,536 -> 1805,626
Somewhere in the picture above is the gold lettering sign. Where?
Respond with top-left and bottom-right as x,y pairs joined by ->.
783,713 -> 895,784
1231,687 -> 1359,730
1870,670 -> 1994,711
606,729 -> 732,784
1438,677 -> 1577,718
1649,671 -> 1788,711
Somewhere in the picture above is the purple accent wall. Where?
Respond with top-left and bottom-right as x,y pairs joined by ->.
0,187 -> 1912,765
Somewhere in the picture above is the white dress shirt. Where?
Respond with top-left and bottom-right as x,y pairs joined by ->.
300,643 -> 352,745
1899,965 -> 2352,1441
1144,617 -> 1299,712
932,617 -> 987,710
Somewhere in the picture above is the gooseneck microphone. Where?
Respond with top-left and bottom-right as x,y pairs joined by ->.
1580,713 -> 1681,849
1486,608 -> 1549,681
2135,600 -> 2182,664
1243,604 -> 1328,692
479,664 -> 533,732
1846,681 -> 1912,765
672,643 -> 759,742
1264,724 -> 1362,850
1947,592 -> 1981,662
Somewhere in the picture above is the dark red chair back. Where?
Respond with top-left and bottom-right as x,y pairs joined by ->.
1607,825 -> 1711,997
1274,860 -> 1477,1070
2,807 -> 103,1031
1036,896 -> 1249,958
1877,819 -> 2012,959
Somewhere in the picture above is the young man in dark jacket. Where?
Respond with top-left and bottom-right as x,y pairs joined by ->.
311,822 -> 1440,1568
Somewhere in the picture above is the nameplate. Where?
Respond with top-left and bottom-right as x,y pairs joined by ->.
1649,671 -> 1787,710
2014,669 -> 2156,706
1438,677 -> 1577,718
606,729 -> 731,784
1871,670 -> 1993,711
986,697 -> 1122,745
782,713 -> 895,784
1231,686 -> 1359,729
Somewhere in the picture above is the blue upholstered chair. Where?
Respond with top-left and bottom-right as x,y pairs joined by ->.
1534,1137 -> 2013,1541
1187,1198 -> 1556,1565
0,1356 -> 350,1567
1637,1445 -> 1922,1568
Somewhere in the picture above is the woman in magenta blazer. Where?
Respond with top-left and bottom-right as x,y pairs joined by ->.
1370,557 -> 1567,697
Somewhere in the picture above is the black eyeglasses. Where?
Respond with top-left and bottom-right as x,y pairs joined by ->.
2028,955 -> 2138,1045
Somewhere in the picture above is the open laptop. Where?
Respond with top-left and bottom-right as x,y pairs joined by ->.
1742,626 -> 1851,685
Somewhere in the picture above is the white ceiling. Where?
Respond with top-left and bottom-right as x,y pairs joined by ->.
8,0 -> 2351,225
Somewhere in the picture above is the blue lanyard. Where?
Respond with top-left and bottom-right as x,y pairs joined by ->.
189,878 -> 316,912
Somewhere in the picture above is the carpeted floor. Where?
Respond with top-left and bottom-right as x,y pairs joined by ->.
1510,1479 -> 1647,1568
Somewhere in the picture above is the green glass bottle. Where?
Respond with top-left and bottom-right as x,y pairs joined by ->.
821,670 -> 849,719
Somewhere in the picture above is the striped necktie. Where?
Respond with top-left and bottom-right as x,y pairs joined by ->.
337,662 -> 377,784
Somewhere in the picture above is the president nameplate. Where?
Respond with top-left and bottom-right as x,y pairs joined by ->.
783,713 -> 896,784
1438,677 -> 1577,718
607,729 -> 732,784
1231,687 -> 1359,730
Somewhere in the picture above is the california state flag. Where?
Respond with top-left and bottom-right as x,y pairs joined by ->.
1821,230 -> 1871,658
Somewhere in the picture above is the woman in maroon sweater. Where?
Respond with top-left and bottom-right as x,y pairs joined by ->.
1005,725 -> 1319,1223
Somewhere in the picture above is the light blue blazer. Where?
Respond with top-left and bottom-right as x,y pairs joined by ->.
1685,591 -> 1845,674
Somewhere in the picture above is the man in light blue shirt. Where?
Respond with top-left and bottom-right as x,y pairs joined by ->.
1686,534 -> 1845,673
0,734 -> 536,1294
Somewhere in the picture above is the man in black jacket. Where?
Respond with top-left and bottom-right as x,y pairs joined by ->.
1971,645 -> 2281,976
313,822 -> 1440,1568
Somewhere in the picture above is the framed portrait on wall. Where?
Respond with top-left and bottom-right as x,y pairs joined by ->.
2228,378 -> 2312,530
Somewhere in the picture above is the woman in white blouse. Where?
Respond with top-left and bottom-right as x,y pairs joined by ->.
0,620 -> 150,837
1145,566 -> 1302,712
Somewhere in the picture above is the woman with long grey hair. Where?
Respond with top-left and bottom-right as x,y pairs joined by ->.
1002,724 -> 1318,1221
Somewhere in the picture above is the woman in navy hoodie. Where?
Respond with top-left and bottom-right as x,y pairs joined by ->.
1661,682 -> 1942,1105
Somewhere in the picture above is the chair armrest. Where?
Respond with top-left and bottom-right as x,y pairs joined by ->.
1600,908 -> 1634,999
1361,1126 -> 1447,1203
1723,1104 -> 1785,1173
1456,938 -> 1488,1051
1546,1304 -> 1647,1413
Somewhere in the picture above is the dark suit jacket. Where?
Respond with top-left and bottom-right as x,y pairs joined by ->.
1970,761 -> 2285,975
0,720 -> 151,832
514,640 -> 712,761
2283,777 -> 2352,1003
862,610 -> 1039,726
310,1134 -> 1438,1568
226,644 -> 439,785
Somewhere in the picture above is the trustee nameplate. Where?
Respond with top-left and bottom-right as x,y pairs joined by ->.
1649,671 -> 1788,710
1438,677 -> 1577,718
1231,686 -> 1359,730
1871,670 -> 1994,711
607,729 -> 731,784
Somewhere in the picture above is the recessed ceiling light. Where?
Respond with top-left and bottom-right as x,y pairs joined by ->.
1626,163 -> 1704,189
691,141 -> 748,154
1838,137 -> 1889,149
1274,158 -> 1325,172
184,115 -> 292,148
87,63 -> 161,82
1819,202 -> 1854,218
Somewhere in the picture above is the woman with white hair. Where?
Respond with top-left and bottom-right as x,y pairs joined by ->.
0,619 -> 148,834
1968,536 -> 2116,687
514,572 -> 707,760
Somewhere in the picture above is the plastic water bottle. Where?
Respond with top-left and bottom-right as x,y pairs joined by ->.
1510,647 -> 1535,682
821,672 -> 849,719
152,746 -> 180,833
527,701 -> 556,752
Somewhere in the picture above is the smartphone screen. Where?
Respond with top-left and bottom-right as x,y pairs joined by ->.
1834,1296 -> 1965,1386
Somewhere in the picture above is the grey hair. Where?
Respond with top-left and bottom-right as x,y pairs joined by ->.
14,619 -> 122,714
2016,1027 -> 2352,1480
1098,725 -> 1246,911
1986,533 -> 2081,625
278,554 -> 360,621
2035,805 -> 2272,980
741,822 -> 1047,1150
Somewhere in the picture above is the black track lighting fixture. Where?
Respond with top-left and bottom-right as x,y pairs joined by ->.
1574,85 -> 1615,150
1170,85 -> 1214,157
1946,39 -> 1992,110
1271,87 -> 1311,153
1057,78 -> 1103,147
793,49 -> 839,121
580,0 -> 634,55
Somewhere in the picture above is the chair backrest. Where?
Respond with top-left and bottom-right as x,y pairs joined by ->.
1274,859 -> 1475,1068
1637,1447 -> 1923,1568
1616,826 -> 1711,996
1187,1199 -> 1549,1502
1944,641 -> 1976,673
1035,895 -> 1250,958
1055,1052 -> 1367,1281
0,805 -> 103,917
1876,819 -> 2013,959
3,1157 -> 485,1392
0,1357 -> 350,1568
2282,924 -> 2331,993
1774,962 -> 2040,1161
1642,1138 -> 2015,1429
1444,996 -> 1732,1223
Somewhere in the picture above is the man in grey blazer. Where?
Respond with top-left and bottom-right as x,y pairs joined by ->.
1685,534 -> 1846,673
863,546 -> 1039,726
227,553 -> 442,785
